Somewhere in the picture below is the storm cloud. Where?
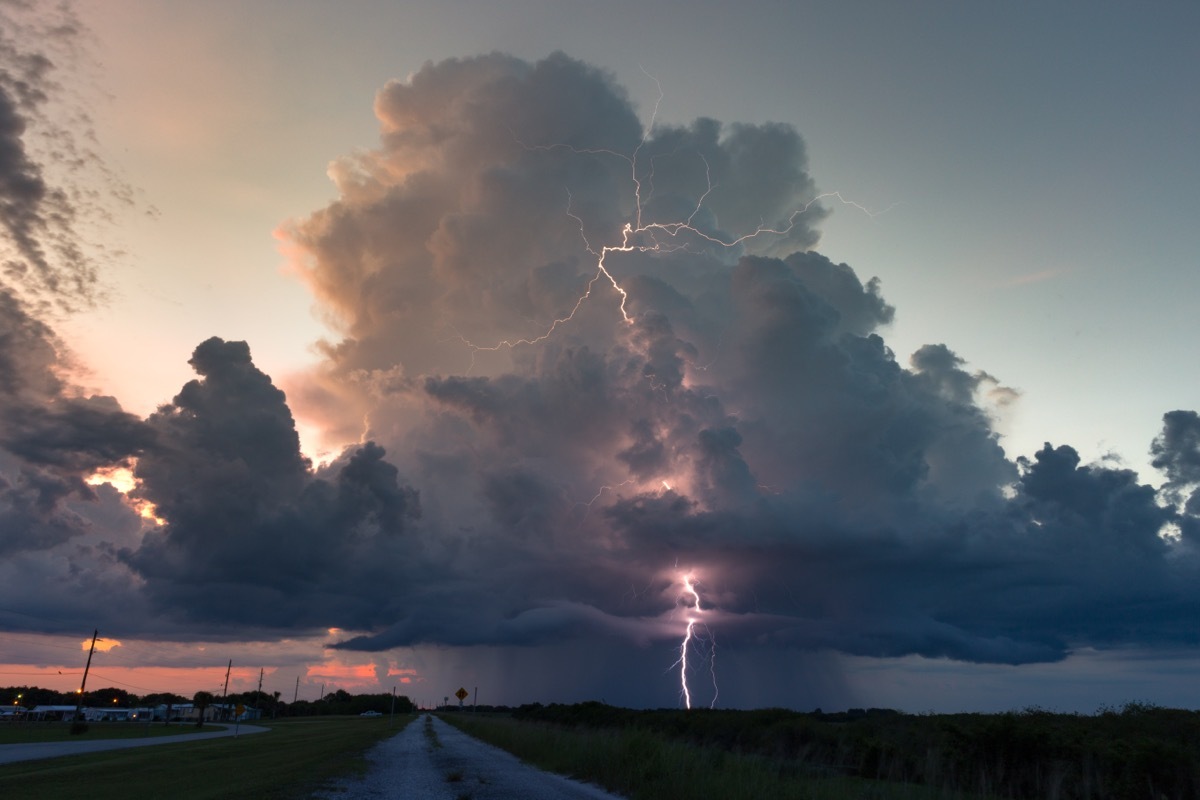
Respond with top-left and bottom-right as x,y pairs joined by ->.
3,46 -> 1200,708
270,52 -> 1200,674
0,1 -> 114,307
125,337 -> 421,632
0,4 -> 150,566
0,3 -> 155,628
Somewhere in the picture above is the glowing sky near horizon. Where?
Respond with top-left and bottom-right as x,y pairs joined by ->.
1,0 -> 1199,713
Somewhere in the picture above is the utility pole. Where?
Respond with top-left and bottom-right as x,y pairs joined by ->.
72,629 -> 98,726
256,668 -> 264,710
293,675 -> 299,704
473,686 -> 478,713
390,686 -> 396,721
319,682 -> 324,702
220,660 -> 231,722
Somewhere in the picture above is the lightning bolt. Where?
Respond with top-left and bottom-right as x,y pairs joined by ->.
455,78 -> 884,708
458,77 -> 889,360
673,571 -> 717,710
569,479 -> 638,525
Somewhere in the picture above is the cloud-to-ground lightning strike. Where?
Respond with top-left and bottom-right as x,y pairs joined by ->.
674,571 -> 718,710
459,78 -> 881,705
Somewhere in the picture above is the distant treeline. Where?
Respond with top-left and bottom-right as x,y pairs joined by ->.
509,701 -> 1199,800
0,685 -> 414,718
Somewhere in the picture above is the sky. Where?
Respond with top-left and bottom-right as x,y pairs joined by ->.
0,0 -> 1198,713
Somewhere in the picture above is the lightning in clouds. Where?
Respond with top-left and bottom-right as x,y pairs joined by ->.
461,101 -> 887,359
441,77 -> 886,704
139,50 -> 1200,711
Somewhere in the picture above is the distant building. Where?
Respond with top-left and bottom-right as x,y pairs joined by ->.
18,703 -> 264,724
165,703 -> 217,723
82,707 -> 139,722
30,705 -> 80,721
27,705 -> 167,722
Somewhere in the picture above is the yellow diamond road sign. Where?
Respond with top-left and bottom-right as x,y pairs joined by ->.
455,687 -> 468,701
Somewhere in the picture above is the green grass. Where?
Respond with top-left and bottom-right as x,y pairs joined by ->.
441,713 -> 967,800
0,715 -> 414,800
0,721 -> 223,744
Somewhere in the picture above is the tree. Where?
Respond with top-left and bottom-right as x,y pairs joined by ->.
192,691 -> 215,728
142,692 -> 185,707
87,686 -> 136,708
143,692 -> 185,725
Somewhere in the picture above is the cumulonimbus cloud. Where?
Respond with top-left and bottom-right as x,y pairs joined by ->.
3,48 -> 1200,703
270,52 -> 1200,666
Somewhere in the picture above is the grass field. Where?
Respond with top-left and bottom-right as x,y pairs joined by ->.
0,721 -> 223,744
0,715 -> 414,800
440,712 -> 961,800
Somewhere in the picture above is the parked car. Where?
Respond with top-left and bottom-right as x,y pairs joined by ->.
359,710 -> 382,717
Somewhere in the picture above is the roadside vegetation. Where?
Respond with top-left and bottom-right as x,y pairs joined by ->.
441,701 -> 1200,800
442,711 -> 944,799
0,714 -> 415,800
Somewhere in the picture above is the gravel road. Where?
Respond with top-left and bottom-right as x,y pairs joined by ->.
313,714 -> 625,800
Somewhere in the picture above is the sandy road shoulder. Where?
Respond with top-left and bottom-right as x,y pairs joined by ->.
314,714 -> 623,800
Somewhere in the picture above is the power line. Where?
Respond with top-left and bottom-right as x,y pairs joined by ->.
86,672 -> 166,693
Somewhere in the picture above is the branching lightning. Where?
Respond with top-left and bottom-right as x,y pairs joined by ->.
460,78 -> 889,360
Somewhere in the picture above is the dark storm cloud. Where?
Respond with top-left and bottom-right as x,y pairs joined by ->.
273,51 -> 1200,672
0,287 -> 151,556
0,3 -> 164,631
0,460 -> 87,555
0,1 -> 113,307
596,434 -> 1193,665
0,2 -> 148,557
122,338 -> 421,631
2,393 -> 155,473
0,286 -> 150,626
1152,410 -> 1200,516
0,83 -> 52,280
0,288 -> 153,471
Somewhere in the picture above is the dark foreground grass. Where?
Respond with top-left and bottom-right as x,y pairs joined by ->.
0,721 -> 222,744
0,715 -> 414,800
441,713 -> 963,800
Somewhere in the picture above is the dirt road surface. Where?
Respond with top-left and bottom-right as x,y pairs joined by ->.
313,714 -> 624,799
